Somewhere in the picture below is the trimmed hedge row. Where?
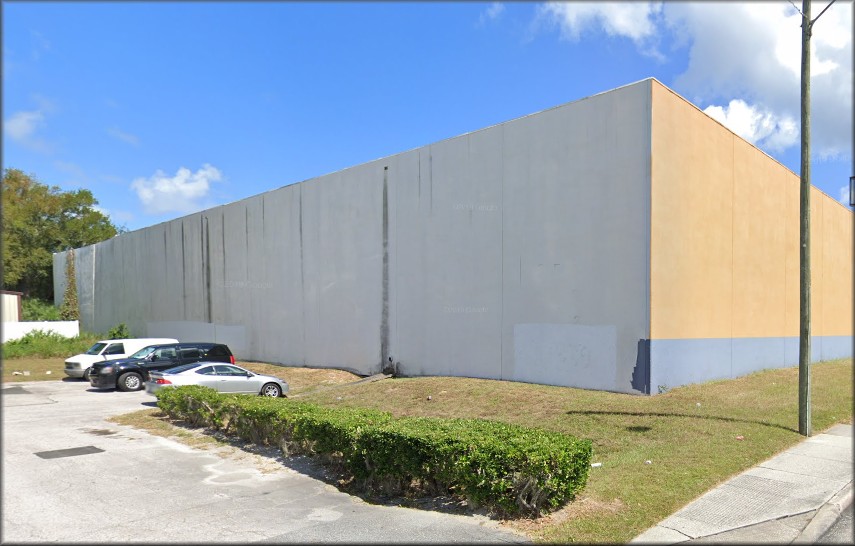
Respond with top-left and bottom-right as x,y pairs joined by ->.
155,385 -> 592,516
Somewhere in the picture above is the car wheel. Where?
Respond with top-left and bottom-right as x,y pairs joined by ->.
260,383 -> 281,397
118,372 -> 143,392
83,368 -> 92,381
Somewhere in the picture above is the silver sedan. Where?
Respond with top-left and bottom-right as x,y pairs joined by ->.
145,362 -> 289,397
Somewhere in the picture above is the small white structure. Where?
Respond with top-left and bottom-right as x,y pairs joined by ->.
1,291 -> 23,322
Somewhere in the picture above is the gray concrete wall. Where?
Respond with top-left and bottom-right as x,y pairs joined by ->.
389,80 -> 652,392
56,79 -> 654,393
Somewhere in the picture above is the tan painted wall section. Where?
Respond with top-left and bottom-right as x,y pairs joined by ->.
821,193 -> 853,336
650,82 -> 734,339
650,80 -> 852,340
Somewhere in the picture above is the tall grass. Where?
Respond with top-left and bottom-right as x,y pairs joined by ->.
2,330 -> 102,359
21,298 -> 61,321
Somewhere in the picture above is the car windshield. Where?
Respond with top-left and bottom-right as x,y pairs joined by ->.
164,362 -> 204,374
85,343 -> 107,355
129,346 -> 157,359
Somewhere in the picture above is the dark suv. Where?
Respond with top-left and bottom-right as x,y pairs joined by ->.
89,342 -> 235,392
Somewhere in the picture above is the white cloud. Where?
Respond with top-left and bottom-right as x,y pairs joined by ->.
107,127 -> 140,146
662,2 -> 852,159
534,2 -> 852,160
480,2 -> 505,24
92,205 -> 135,226
4,110 -> 44,141
704,99 -> 798,153
30,30 -> 51,61
838,184 -> 852,208
538,2 -> 665,57
3,95 -> 57,153
53,160 -> 88,184
131,164 -> 222,215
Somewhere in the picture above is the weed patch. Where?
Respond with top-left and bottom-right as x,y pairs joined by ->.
2,331 -> 101,359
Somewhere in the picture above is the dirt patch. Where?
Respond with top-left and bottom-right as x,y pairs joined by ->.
506,496 -> 625,534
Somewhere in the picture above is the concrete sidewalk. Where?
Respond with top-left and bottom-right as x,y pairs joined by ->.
632,423 -> 853,544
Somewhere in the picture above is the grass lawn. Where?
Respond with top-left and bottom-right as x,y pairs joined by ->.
293,358 -> 852,543
3,357 -> 69,381
4,356 -> 851,543
1,357 -> 358,389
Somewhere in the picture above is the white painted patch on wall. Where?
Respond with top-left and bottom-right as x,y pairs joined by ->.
146,321 -> 247,357
512,323 -> 617,390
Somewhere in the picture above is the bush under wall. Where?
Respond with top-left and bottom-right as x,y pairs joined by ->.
155,386 -> 592,517
2,329 -> 100,358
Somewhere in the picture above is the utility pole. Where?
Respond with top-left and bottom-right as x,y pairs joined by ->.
798,0 -> 836,437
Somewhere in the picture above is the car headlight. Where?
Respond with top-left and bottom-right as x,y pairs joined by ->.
100,366 -> 114,374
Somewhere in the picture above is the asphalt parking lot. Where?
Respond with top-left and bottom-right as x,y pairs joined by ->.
2,380 -> 529,543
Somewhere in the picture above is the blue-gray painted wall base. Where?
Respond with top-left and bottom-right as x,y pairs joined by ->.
650,336 -> 853,392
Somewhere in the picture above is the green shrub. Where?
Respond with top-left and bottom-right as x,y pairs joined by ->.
107,323 -> 130,339
155,386 -> 592,516
1,330 -> 101,359
21,298 -> 61,321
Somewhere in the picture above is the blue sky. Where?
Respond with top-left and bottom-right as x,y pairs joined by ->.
3,2 -> 852,232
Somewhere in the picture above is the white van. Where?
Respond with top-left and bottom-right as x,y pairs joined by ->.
64,338 -> 178,379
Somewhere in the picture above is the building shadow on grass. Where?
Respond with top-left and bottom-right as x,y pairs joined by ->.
565,410 -> 796,433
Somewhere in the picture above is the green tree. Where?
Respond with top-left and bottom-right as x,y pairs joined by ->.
2,168 -> 120,300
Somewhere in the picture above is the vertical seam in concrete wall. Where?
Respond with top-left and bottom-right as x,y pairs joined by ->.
221,210 -> 227,318
181,222 -> 187,319
299,184 -> 306,366
500,125 -> 505,380
163,231 -> 168,320
645,80 -> 652,343
429,146 -> 434,215
381,166 -> 390,368
245,205 -> 252,339
645,80 -> 653,394
204,216 -> 212,324
644,80 -> 655,344
120,238 -> 127,333
394,163 -> 399,362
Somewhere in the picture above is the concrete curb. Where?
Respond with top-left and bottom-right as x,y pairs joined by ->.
792,482 -> 853,544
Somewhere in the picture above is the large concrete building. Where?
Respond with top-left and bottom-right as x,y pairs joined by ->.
54,78 -> 853,394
